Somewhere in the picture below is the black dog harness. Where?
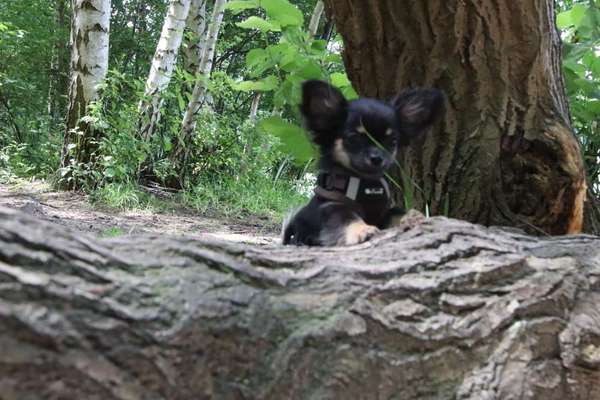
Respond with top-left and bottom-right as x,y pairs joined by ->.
315,168 -> 392,224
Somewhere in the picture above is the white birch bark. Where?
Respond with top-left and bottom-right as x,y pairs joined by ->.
308,1 -> 325,37
138,0 -> 192,140
178,0 -> 227,145
182,0 -> 208,75
48,0 -> 66,121
61,0 -> 111,170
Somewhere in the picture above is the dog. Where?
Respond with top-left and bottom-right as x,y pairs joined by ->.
282,80 -> 444,246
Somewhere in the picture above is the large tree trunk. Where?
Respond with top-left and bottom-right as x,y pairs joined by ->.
1,207 -> 600,399
61,0 -> 111,188
324,0 -> 587,236
138,0 -> 191,141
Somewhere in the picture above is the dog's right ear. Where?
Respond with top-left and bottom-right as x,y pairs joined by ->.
300,80 -> 348,143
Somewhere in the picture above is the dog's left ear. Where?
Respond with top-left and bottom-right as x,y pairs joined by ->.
392,88 -> 445,144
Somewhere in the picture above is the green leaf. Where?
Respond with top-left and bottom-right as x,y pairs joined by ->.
274,74 -> 303,108
261,0 -> 304,27
245,48 -> 273,77
237,16 -> 281,32
225,0 -> 259,13
571,4 -> 587,28
259,117 -> 315,165
557,10 -> 573,29
176,92 -> 186,112
330,72 -> 358,99
310,39 -> 327,53
297,59 -> 323,79
330,72 -> 351,88
231,75 -> 279,92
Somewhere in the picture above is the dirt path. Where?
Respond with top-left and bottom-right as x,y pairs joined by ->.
0,180 -> 279,245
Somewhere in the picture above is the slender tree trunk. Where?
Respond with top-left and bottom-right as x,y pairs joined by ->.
47,0 -> 67,124
0,93 -> 23,143
240,92 -> 262,174
172,0 -> 227,170
137,0 -> 192,141
324,0 -> 587,235
308,0 -> 325,37
60,0 -> 111,188
182,0 -> 208,77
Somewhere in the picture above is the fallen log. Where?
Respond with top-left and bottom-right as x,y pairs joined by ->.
1,207 -> 599,400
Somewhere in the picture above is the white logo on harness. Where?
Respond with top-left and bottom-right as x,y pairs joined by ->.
364,188 -> 384,195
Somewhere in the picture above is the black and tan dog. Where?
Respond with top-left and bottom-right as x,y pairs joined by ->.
282,80 -> 444,246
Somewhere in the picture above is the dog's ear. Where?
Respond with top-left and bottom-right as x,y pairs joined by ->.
392,88 -> 445,144
300,80 -> 348,143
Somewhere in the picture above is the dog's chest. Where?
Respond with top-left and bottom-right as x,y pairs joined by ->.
354,179 -> 390,224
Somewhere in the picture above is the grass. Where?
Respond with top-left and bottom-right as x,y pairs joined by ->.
89,174 -> 309,224
181,174 -> 308,221
101,226 -> 126,237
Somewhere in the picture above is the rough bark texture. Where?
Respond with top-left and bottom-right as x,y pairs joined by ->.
182,0 -> 208,77
61,0 -> 111,179
172,0 -> 227,171
47,0 -> 68,122
138,0 -> 191,141
1,206 -> 600,399
324,0 -> 587,236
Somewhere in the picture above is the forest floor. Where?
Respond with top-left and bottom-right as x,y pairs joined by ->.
0,180 -> 279,245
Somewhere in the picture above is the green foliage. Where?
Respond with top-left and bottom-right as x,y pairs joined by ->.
227,0 -> 354,166
259,116 -> 316,164
91,182 -> 149,210
182,174 -> 307,220
4,0 -> 598,225
557,0 -> 600,191
101,226 -> 126,238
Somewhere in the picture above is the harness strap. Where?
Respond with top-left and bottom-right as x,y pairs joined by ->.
315,169 -> 391,204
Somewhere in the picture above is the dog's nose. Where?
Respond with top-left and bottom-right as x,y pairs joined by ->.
369,155 -> 383,166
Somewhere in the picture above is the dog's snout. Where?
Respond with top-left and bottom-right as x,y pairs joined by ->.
367,148 -> 385,167
369,155 -> 383,166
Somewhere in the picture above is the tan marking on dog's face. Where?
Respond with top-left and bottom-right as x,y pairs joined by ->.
340,220 -> 380,245
386,128 -> 394,136
333,138 -> 353,169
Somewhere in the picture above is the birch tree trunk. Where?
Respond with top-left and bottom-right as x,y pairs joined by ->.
182,0 -> 208,77
308,0 -> 325,37
138,0 -> 192,141
173,0 -> 227,167
2,207 -> 600,399
47,0 -> 67,123
60,0 -> 111,188
324,0 -> 587,235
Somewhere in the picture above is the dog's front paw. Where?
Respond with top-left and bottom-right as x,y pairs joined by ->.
340,221 -> 380,246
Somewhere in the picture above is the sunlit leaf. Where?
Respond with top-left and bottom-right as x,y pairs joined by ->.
237,16 -> 281,32
259,117 -> 315,165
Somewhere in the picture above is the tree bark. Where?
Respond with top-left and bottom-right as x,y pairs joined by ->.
61,0 -> 111,188
182,0 -> 208,77
308,1 -> 325,37
174,0 -> 228,166
324,0 -> 587,236
47,0 -> 67,123
1,207 -> 600,399
138,0 -> 192,141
